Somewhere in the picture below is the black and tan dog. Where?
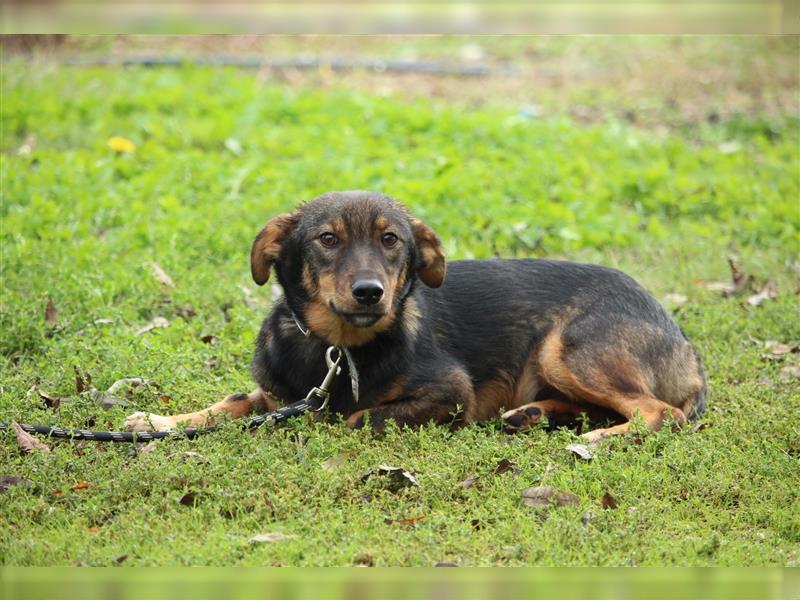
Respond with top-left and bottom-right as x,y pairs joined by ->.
125,191 -> 706,442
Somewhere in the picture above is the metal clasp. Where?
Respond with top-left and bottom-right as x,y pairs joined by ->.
305,346 -> 343,412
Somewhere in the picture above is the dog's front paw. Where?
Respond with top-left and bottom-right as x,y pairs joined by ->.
501,404 -> 544,432
124,411 -> 176,432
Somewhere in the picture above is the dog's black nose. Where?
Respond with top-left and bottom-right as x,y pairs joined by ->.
352,279 -> 384,305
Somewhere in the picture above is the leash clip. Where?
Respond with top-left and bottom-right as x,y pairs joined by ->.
305,346 -> 343,412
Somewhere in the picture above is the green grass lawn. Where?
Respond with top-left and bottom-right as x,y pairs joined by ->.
1,60 -> 798,566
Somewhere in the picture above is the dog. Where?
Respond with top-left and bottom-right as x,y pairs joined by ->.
125,190 -> 707,442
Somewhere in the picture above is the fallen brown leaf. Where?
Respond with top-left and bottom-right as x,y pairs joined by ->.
521,485 -> 580,508
662,293 -> 688,307
761,340 -> 799,360
74,366 -> 92,394
114,554 -> 129,565
45,297 -> 58,324
135,317 -> 170,336
151,262 -> 174,289
460,475 -> 479,489
138,441 -> 158,455
200,334 -> 218,345
565,443 -> 594,460
71,481 -> 89,491
249,532 -> 296,543
700,256 -> 752,297
747,280 -> 778,307
13,422 -> 51,454
33,386 -> 62,411
781,364 -> 800,379
691,422 -> 712,433
361,465 -> 419,492
384,515 -> 425,526
601,492 -> 619,509
175,304 -> 196,320
494,458 -> 516,475
702,281 -> 737,295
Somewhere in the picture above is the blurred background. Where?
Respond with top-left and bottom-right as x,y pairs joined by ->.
3,34 -> 797,131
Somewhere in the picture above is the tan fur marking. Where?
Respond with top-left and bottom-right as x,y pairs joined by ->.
374,215 -> 390,231
402,296 -> 422,341
330,217 -> 348,242
158,388 -> 268,429
304,300 -> 396,347
538,326 -> 688,439
302,263 -> 319,297
411,218 -> 446,288
250,212 -> 299,285
469,375 -> 515,422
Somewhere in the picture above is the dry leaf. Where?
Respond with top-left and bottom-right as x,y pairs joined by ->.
249,532 -> 295,543
114,554 -> 129,565
691,422 -> 712,433
761,340 -> 798,360
601,492 -> 619,509
702,281 -> 737,294
460,475 -> 479,489
71,481 -> 89,491
34,387 -> 61,411
151,262 -> 174,289
781,364 -> 800,379
747,280 -> 778,307
361,465 -> 419,492
200,335 -> 218,345
521,485 -> 579,508
384,515 -> 425,526
13,422 -> 51,454
135,317 -> 170,336
494,458 -> 516,475
204,356 -> 219,369
74,365 -> 92,394
700,256 -> 751,297
138,441 -> 158,455
108,136 -> 135,153
565,443 -> 594,460
45,297 -> 58,324
175,304 -> 196,320
662,293 -> 688,307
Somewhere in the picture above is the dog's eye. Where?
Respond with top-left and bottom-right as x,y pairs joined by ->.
319,232 -> 338,247
381,232 -> 399,248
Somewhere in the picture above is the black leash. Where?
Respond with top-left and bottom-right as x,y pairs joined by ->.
0,346 -> 344,443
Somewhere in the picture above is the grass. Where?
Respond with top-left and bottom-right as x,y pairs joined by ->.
1,49 -> 799,566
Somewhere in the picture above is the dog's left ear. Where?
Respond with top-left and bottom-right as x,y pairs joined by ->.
411,218 -> 446,288
250,212 -> 299,285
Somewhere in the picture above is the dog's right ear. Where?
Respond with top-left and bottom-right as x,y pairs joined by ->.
250,212 -> 300,285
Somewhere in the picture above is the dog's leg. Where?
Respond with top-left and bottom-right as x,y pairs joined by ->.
345,367 -> 473,430
579,396 -> 686,443
536,327 -> 689,442
500,398 -> 593,432
124,388 -> 277,432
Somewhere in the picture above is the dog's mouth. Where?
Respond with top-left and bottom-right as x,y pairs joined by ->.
329,302 -> 385,328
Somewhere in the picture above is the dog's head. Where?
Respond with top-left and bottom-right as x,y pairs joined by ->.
250,191 -> 445,347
